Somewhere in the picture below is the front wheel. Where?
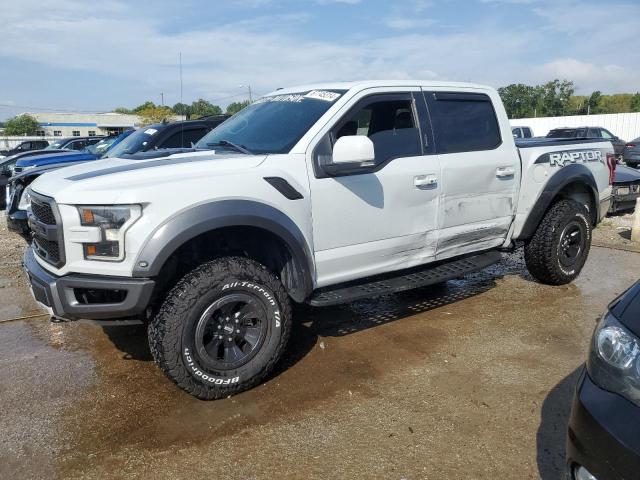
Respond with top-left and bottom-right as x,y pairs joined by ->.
524,199 -> 592,285
148,257 -> 291,400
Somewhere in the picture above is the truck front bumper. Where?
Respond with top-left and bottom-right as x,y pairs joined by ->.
23,246 -> 155,320
7,208 -> 29,234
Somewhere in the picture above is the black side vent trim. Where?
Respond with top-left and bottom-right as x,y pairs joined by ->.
264,177 -> 304,200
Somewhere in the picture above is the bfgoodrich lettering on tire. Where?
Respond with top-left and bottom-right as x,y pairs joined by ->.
148,256 -> 291,400
524,199 -> 592,285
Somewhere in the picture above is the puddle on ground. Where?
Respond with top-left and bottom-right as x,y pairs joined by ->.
2,248 -> 638,479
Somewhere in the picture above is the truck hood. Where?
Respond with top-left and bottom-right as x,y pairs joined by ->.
30,150 -> 268,204
16,150 -> 99,168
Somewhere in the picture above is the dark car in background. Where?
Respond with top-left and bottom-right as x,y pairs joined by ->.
547,127 -> 626,156
1,150 -> 69,208
5,117 -> 229,233
511,126 -> 533,139
103,116 -> 229,159
13,130 -> 132,174
623,138 -> 640,168
0,139 -> 49,157
44,136 -> 104,152
610,165 -> 640,213
567,281 -> 640,480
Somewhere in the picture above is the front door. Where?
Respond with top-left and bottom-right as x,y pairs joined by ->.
307,88 -> 441,288
424,90 -> 519,259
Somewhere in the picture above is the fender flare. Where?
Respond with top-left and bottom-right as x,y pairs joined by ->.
132,200 -> 315,302
516,163 -> 599,241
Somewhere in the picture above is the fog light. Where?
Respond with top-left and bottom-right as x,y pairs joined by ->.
574,465 -> 598,480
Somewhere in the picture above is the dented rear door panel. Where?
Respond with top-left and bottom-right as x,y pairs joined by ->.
423,89 -> 520,260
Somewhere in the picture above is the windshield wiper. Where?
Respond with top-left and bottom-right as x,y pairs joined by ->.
206,140 -> 253,155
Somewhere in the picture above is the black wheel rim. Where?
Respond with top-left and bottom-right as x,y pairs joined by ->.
558,221 -> 585,267
194,292 -> 268,370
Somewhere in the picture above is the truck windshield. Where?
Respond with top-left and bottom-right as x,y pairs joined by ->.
104,126 -> 160,158
45,141 -> 65,150
195,90 -> 345,154
86,136 -> 118,155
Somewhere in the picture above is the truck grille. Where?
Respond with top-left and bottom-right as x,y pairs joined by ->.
34,237 -> 60,263
31,200 -> 56,225
28,191 -> 66,268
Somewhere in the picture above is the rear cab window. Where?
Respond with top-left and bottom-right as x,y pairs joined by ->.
425,92 -> 501,154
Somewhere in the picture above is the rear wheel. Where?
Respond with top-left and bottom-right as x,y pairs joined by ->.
524,199 -> 592,285
148,256 -> 291,400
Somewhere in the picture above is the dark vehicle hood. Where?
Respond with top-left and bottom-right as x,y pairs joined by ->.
120,148 -> 197,160
611,282 -> 640,339
614,164 -> 640,184
10,160 -> 92,184
16,151 -> 99,168
2,149 -> 67,163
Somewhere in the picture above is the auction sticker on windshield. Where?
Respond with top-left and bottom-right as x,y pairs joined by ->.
304,90 -> 341,102
143,128 -> 158,135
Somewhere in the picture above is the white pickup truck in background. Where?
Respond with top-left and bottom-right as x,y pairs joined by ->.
23,80 -> 616,399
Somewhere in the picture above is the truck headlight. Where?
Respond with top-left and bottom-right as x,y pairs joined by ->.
587,311 -> 640,407
18,188 -> 31,210
77,205 -> 141,261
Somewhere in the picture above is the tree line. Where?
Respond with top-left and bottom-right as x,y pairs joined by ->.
115,98 -> 250,125
1,98 -> 251,135
498,79 -> 640,119
4,81 -> 640,135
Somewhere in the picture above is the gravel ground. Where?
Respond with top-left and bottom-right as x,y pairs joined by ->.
0,213 -> 638,480
592,212 -> 640,253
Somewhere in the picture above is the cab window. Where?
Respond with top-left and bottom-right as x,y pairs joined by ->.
427,92 -> 501,154
332,95 -> 422,164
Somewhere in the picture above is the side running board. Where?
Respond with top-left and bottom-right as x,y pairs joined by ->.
308,250 -> 502,307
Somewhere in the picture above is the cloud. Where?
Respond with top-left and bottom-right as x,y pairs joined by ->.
480,0 -> 537,4
531,58 -> 640,94
0,0 -> 638,113
314,0 -> 361,4
384,17 -> 435,30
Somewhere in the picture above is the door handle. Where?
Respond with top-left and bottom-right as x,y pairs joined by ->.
496,166 -> 515,178
414,174 -> 438,188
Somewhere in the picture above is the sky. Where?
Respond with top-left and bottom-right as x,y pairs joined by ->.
0,0 -> 639,119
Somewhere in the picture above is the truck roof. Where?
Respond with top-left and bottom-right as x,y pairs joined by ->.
266,80 -> 492,96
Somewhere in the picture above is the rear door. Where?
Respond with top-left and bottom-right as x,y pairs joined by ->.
424,90 -> 519,259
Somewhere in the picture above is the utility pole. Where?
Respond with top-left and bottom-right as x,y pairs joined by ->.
160,92 -> 164,106
240,84 -> 253,103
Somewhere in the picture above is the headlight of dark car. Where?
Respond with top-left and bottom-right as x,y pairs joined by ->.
587,311 -> 640,407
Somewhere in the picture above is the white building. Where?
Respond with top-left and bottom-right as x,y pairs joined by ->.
28,112 -> 144,137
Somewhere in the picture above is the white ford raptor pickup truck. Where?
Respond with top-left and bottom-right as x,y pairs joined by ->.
23,81 -> 616,399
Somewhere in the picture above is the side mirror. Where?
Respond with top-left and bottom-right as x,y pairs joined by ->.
333,136 -> 375,164
323,136 -> 376,176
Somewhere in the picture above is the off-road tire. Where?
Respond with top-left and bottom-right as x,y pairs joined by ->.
148,256 -> 291,400
524,199 -> 592,285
